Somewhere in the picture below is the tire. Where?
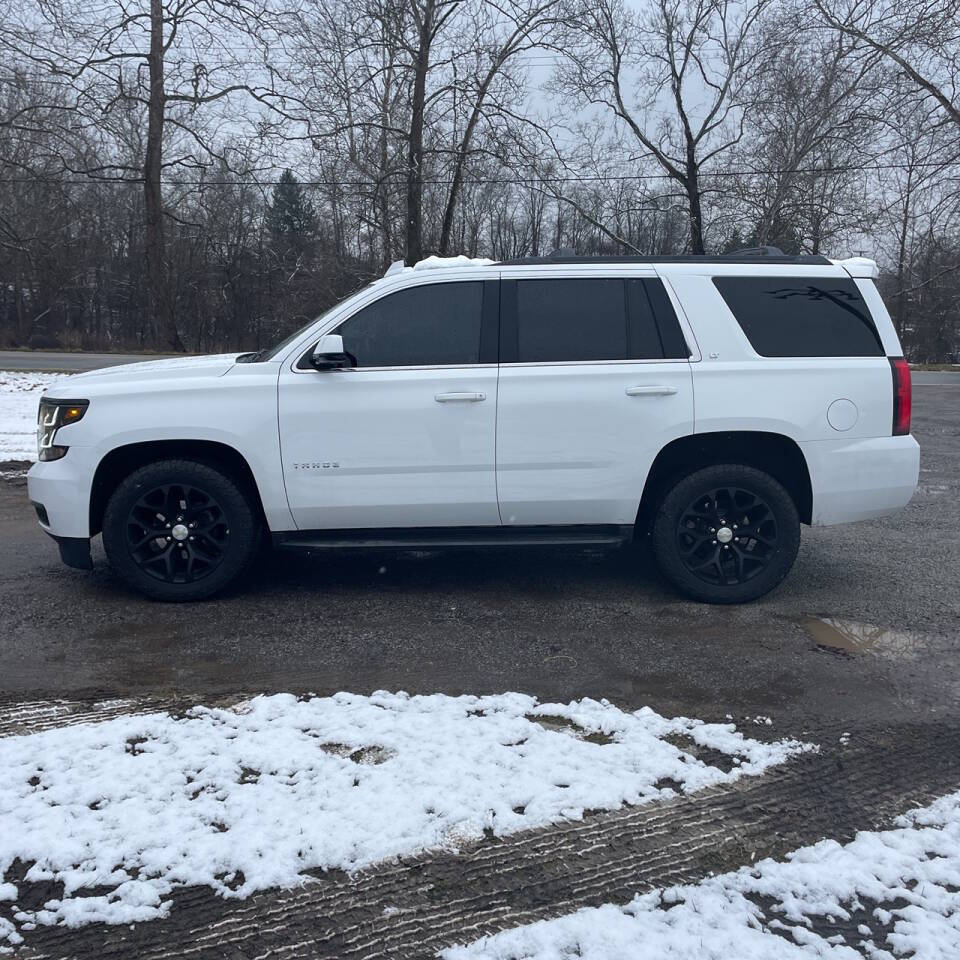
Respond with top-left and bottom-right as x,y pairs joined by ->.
102,459 -> 261,601
651,463 -> 800,604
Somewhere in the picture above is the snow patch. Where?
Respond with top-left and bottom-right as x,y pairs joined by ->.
0,372 -> 69,462
384,255 -> 495,278
0,692 -> 811,944
444,790 -> 960,960
412,255 -> 495,271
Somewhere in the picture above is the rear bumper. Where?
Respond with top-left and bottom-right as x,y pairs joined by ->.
800,434 -> 920,525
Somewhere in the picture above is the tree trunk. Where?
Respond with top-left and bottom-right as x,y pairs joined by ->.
379,70 -> 393,270
685,178 -> 705,255
145,0 -> 184,351
405,2 -> 433,266
438,79 -> 491,255
894,168 -> 914,340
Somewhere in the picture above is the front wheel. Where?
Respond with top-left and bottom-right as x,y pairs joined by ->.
651,464 -> 800,604
102,459 -> 261,601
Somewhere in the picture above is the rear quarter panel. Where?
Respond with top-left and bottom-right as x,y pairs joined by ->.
659,266 -> 918,526
661,270 -> 894,442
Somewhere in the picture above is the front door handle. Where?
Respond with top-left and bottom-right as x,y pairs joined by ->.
626,385 -> 678,397
435,392 -> 486,402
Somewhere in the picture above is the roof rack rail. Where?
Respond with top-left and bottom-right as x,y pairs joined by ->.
497,253 -> 832,266
721,245 -> 784,257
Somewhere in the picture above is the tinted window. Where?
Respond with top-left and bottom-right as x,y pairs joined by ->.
628,278 -> 690,359
625,279 -> 664,359
713,277 -> 884,357
641,278 -> 689,358
335,282 -> 484,367
516,278 -> 626,362
510,277 -> 687,363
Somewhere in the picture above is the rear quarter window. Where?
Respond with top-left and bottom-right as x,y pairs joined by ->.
712,276 -> 884,358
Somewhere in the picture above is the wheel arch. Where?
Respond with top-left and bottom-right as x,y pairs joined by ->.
89,439 -> 267,537
636,431 -> 813,533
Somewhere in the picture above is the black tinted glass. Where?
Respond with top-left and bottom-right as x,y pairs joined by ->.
516,278 -> 627,362
641,278 -> 689,358
335,282 -> 484,367
713,277 -> 884,357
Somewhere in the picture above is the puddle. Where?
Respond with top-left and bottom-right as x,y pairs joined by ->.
802,617 -> 922,660
525,714 -> 614,745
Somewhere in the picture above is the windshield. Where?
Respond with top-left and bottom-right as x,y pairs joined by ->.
241,281 -> 376,362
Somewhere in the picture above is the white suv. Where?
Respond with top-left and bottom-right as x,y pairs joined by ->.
27,251 -> 919,603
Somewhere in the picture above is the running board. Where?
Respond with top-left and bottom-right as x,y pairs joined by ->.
273,525 -> 634,552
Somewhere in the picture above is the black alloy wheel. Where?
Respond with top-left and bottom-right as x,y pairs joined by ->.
102,459 -> 260,601
125,482 -> 229,584
675,485 -> 777,587
651,464 -> 800,604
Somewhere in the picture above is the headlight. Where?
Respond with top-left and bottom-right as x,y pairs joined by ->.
37,398 -> 88,461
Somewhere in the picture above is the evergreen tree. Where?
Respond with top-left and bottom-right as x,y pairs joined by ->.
265,170 -> 319,244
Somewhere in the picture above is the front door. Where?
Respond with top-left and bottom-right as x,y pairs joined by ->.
278,278 -> 500,530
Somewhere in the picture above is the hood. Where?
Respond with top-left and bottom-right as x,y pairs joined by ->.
47,353 -> 243,396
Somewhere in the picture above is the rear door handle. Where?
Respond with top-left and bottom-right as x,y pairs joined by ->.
626,385 -> 678,397
435,392 -> 486,402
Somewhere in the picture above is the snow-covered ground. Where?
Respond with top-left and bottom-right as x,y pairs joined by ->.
0,372 -> 66,461
444,790 -> 960,960
0,692 -> 812,947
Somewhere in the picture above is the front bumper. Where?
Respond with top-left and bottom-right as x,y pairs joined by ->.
26,448 -> 97,540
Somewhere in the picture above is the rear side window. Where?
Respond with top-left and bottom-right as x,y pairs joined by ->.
516,278 -> 626,362
713,277 -> 884,357
506,277 -> 688,363
334,281 -> 484,367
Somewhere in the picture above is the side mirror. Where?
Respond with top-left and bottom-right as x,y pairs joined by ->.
311,334 -> 351,371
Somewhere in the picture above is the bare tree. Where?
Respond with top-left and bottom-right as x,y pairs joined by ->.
295,0 -> 565,265
2,0 -> 293,348
557,0 -> 772,253
814,0 -> 960,130
435,0 -> 565,254
728,15 -> 879,251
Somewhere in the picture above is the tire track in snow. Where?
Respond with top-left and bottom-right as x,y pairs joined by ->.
16,718 -> 960,960
0,695 -> 241,737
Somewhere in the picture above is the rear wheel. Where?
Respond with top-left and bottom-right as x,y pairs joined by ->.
651,464 -> 800,604
102,459 -> 261,601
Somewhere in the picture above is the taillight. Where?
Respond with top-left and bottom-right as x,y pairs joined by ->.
889,356 -> 911,436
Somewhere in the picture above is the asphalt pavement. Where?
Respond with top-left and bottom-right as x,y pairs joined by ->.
0,350 -> 181,371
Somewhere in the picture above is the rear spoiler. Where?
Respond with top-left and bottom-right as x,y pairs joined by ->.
832,256 -> 879,279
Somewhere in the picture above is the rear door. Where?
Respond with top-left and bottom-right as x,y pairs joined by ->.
495,272 -> 695,527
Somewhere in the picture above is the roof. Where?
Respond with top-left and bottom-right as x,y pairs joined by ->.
496,254 -> 833,266
382,250 -> 878,277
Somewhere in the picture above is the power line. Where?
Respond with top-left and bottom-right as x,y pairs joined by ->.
0,159 -> 955,189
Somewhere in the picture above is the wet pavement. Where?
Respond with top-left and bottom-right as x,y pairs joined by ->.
1,385 -> 959,958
